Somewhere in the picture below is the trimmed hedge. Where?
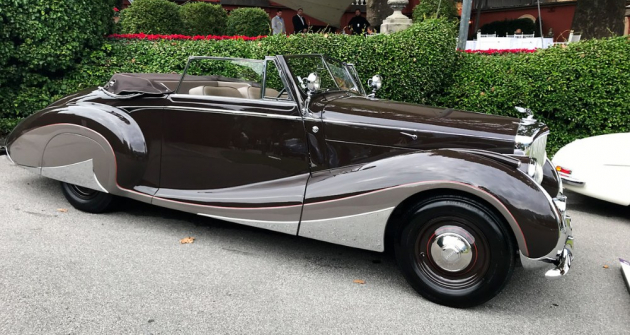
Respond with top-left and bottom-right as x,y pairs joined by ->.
180,2 -> 228,36
0,0 -> 115,85
0,0 -> 115,133
2,18 -> 629,156
443,38 -> 630,154
226,8 -> 271,37
413,0 -> 458,22
120,0 -> 183,34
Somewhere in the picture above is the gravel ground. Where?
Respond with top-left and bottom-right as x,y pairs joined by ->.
0,156 -> 629,334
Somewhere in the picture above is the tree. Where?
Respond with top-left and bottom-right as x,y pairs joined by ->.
367,0 -> 393,30
226,8 -> 270,37
413,0 -> 458,22
120,0 -> 183,34
571,0 -> 625,39
180,2 -> 228,36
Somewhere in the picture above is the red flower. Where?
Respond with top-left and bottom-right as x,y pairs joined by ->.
107,34 -> 267,41
462,48 -> 537,55
113,7 -> 119,12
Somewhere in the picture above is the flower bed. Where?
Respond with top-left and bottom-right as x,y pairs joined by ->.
108,33 -> 265,41
463,49 -> 537,54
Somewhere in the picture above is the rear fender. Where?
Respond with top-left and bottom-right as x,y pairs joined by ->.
5,103 -> 150,198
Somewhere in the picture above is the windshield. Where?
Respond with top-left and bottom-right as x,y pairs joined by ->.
284,55 -> 362,95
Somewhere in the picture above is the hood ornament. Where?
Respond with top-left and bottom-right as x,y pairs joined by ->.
515,106 -> 534,120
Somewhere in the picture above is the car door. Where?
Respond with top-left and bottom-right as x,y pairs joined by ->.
153,57 -> 310,235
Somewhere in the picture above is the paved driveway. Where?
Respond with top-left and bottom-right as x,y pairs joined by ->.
0,156 -> 629,334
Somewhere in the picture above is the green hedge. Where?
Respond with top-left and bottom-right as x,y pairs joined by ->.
443,38 -> 630,154
226,7 -> 271,37
2,18 -> 629,156
0,0 -> 115,132
120,0 -> 183,34
180,2 -> 228,36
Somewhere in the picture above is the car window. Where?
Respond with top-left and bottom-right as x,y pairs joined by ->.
175,57 -> 292,102
263,60 -> 291,101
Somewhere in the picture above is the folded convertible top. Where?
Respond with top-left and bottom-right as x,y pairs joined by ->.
102,73 -> 260,95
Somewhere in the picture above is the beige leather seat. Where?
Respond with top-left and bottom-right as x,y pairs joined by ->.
189,85 -> 242,98
237,86 -> 280,99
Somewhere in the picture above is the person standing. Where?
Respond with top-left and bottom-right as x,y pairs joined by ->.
292,8 -> 308,34
271,10 -> 286,35
347,9 -> 370,35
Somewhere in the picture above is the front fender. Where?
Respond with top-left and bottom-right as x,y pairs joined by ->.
299,149 -> 560,258
6,102 -> 148,193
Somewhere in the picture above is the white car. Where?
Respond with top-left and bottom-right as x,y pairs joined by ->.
552,133 -> 630,206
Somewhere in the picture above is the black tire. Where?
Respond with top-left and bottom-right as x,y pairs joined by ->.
395,195 -> 515,308
60,182 -> 117,213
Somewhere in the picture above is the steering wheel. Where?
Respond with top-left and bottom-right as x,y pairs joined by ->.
275,87 -> 286,99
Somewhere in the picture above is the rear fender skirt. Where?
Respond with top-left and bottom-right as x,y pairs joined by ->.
5,104 -> 150,193
300,149 -> 560,258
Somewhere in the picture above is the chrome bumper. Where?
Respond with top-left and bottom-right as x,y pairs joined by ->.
559,172 -> 584,187
520,195 -> 574,278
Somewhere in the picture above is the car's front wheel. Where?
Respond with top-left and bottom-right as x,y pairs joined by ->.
395,195 -> 515,308
60,182 -> 117,213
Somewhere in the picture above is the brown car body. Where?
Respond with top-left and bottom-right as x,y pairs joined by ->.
2,55 -> 572,301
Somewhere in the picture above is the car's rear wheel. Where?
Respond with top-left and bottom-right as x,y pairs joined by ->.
60,182 -> 117,213
395,195 -> 515,308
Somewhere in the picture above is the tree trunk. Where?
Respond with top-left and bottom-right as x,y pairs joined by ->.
367,0 -> 394,30
571,0 -> 625,39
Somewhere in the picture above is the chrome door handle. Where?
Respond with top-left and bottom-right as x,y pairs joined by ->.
401,132 -> 417,140
312,126 -> 319,133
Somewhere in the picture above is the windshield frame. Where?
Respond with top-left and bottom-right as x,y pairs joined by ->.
283,54 -> 363,97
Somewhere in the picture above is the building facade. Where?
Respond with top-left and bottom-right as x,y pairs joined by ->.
122,0 -> 630,39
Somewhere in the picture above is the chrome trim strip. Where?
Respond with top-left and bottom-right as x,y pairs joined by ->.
198,213 -> 298,235
169,93 -> 297,106
145,105 -> 303,121
4,151 -> 15,165
298,207 -> 395,252
41,159 -> 108,193
326,139 -> 415,151
620,258 -> 630,293
323,119 -> 513,143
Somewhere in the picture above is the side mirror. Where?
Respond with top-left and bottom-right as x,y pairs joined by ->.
304,73 -> 321,94
367,75 -> 382,98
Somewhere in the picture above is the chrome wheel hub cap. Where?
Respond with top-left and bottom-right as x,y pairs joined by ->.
430,232 -> 473,272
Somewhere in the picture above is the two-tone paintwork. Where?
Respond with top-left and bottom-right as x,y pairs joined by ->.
4,55 -> 565,261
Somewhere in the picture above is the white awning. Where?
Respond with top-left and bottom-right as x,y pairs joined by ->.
272,0 -> 356,27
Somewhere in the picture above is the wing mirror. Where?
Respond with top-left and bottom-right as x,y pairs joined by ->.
304,73 -> 321,94
367,75 -> 382,98
301,73 -> 321,117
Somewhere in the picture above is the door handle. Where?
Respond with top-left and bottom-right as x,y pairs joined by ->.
312,126 -> 319,134
401,132 -> 417,140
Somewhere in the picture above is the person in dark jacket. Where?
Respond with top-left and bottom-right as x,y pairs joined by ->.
347,9 -> 370,35
292,8 -> 308,34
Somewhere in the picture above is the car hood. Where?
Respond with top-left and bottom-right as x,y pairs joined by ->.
320,95 -> 520,153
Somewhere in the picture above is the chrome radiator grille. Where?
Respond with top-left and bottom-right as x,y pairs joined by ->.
527,134 -> 547,184
515,118 -> 549,185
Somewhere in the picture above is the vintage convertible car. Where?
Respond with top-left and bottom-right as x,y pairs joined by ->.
1,54 -> 573,308
553,132 -> 630,206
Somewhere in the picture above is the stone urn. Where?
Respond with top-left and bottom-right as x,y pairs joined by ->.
380,0 -> 412,34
